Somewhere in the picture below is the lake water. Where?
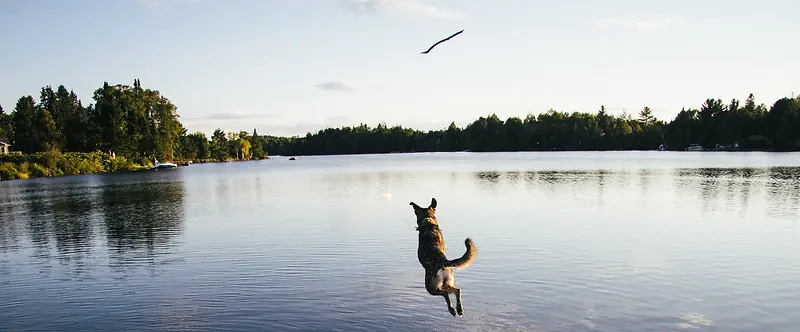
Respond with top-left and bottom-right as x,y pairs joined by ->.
2,151 -> 800,332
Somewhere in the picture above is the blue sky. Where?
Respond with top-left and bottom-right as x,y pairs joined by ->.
1,0 -> 798,137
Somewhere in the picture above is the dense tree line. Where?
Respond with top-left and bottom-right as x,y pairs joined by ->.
1,79 -> 799,163
261,94 -> 800,155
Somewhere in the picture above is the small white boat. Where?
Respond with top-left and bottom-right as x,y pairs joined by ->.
151,158 -> 178,170
685,144 -> 704,151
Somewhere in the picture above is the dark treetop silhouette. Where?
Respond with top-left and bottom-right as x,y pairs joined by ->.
421,29 -> 464,54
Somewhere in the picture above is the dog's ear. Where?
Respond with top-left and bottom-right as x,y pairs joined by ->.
429,197 -> 437,209
410,202 -> 422,210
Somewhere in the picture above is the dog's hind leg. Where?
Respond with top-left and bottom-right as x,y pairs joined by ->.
440,268 -> 464,316
453,288 -> 463,316
426,269 -> 457,316
428,278 -> 457,316
442,294 -> 457,317
443,285 -> 463,316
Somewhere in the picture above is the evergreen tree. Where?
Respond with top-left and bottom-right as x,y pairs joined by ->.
0,104 -> 12,139
251,128 -> 265,159
11,96 -> 38,153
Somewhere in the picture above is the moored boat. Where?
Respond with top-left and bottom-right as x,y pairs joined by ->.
151,157 -> 178,170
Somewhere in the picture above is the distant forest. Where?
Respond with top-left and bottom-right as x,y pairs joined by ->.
1,79 -> 799,163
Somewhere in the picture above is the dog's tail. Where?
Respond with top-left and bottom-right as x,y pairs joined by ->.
445,238 -> 477,269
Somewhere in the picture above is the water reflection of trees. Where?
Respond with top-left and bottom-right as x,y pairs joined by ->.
0,194 -> 24,252
471,172 -> 502,194
637,169 -> 652,194
0,175 -> 186,274
520,170 -> 605,190
0,180 -> 99,264
536,171 -> 572,185
764,167 -> 800,219
597,170 -> 608,205
99,180 -> 185,256
467,167 -> 800,220
505,171 -> 521,185
673,167 -> 800,219
674,168 -> 737,212
49,185 -> 97,263
474,171 -> 501,183
480,170 -> 608,202
22,183 -> 54,258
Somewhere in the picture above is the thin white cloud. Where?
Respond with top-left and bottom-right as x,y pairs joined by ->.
315,81 -> 358,93
592,15 -> 687,31
342,0 -> 464,20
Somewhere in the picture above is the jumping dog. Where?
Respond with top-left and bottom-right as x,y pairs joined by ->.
410,198 -> 477,317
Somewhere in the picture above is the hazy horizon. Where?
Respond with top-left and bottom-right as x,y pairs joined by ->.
1,0 -> 798,138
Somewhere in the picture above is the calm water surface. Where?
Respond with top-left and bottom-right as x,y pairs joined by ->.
2,152 -> 800,331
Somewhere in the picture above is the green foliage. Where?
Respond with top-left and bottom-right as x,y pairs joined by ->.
0,162 -> 27,180
739,135 -> 772,150
88,80 -> 185,161
639,107 -> 655,126
0,151 -> 144,181
36,109 -> 60,152
0,104 -> 12,139
11,96 -> 38,153
239,138 -> 251,160
102,155 -> 140,173
210,129 -> 229,161
28,163 -> 52,178
251,129 -> 266,159
180,132 -> 211,161
764,97 -> 800,151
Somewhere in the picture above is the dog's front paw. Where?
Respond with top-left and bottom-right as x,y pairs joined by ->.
457,306 -> 464,316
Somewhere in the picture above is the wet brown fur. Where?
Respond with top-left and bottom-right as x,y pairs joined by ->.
410,198 -> 477,317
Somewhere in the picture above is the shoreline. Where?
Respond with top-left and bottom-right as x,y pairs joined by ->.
0,153 -> 274,182
3,149 -> 792,182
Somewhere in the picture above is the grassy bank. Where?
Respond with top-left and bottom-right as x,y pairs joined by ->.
0,151 -> 147,181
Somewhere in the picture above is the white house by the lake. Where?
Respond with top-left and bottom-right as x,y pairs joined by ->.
0,137 -> 10,154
